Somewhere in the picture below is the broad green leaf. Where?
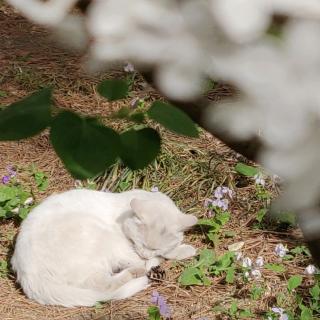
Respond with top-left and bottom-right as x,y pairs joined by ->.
256,208 -> 267,223
230,301 -> 238,315
287,275 -> 302,292
0,186 -> 17,202
310,284 -> 320,299
179,267 -> 203,286
235,163 -> 259,177
50,111 -> 120,179
300,306 -> 313,320
239,309 -> 253,318
19,207 -> 29,220
120,128 -> 161,170
97,79 -> 129,101
147,101 -> 199,137
265,263 -> 286,273
216,212 -> 230,225
0,88 -> 52,140
198,249 -> 216,267
226,267 -> 235,284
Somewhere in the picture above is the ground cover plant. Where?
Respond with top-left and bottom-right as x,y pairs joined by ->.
0,3 -> 320,320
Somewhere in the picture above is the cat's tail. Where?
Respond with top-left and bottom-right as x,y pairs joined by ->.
20,276 -> 149,307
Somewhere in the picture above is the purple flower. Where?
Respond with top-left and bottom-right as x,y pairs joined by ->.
274,244 -> 288,258
221,186 -> 234,198
214,186 -> 224,199
2,175 -> 10,184
204,198 -> 212,208
212,198 -> 229,211
7,166 -> 16,178
151,291 -> 171,318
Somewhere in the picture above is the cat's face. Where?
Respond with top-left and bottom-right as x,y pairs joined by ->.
123,196 -> 197,259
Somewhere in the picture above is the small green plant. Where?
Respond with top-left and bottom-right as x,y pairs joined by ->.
213,301 -> 253,319
198,186 -> 233,245
179,249 -> 236,286
30,165 -> 49,192
250,285 -> 264,300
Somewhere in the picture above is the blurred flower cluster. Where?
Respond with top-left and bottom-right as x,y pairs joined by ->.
7,0 -> 320,233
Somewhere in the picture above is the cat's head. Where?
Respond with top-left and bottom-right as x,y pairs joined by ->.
123,194 -> 197,260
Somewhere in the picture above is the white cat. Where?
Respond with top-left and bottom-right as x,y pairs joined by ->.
11,189 -> 197,307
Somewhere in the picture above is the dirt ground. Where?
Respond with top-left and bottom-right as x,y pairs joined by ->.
0,3 -> 314,320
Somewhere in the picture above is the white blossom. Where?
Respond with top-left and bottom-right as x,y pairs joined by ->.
242,257 -> 252,268
255,256 -> 264,268
23,197 -> 34,206
304,264 -> 317,275
251,269 -> 262,279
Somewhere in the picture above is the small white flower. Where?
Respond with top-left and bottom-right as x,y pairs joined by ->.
124,62 -> 135,73
74,180 -> 83,188
242,257 -> 252,268
151,186 -> 159,192
23,197 -> 34,206
235,251 -> 243,261
251,269 -> 262,279
304,264 -> 317,275
254,174 -> 265,186
275,244 -> 289,258
11,207 -> 20,214
255,256 -> 264,267
244,271 -> 250,278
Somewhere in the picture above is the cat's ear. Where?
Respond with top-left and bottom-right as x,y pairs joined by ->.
179,214 -> 198,230
130,198 -> 154,225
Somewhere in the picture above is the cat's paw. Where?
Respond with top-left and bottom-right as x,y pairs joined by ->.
127,267 -> 146,278
163,244 -> 197,260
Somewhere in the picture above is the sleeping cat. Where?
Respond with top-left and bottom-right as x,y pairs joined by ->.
11,189 -> 197,307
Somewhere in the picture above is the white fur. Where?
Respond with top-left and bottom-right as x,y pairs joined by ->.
11,189 -> 197,307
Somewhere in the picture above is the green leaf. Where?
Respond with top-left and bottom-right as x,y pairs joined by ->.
226,267 -> 235,284
33,171 -> 49,192
120,128 -> 161,170
147,306 -> 161,320
300,305 -> 313,320
310,284 -> 320,300
287,275 -> 302,292
265,263 -> 286,273
198,249 -> 216,267
179,267 -> 203,286
18,207 -> 29,220
230,301 -> 238,315
147,101 -> 199,137
256,208 -> 267,223
50,111 -> 120,179
0,186 -> 18,202
239,309 -> 253,318
0,88 -> 52,140
129,112 -> 145,124
97,79 -> 129,101
235,163 -> 259,177
216,212 -> 230,225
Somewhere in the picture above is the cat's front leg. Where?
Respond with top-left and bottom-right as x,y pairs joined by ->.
163,244 -> 197,260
